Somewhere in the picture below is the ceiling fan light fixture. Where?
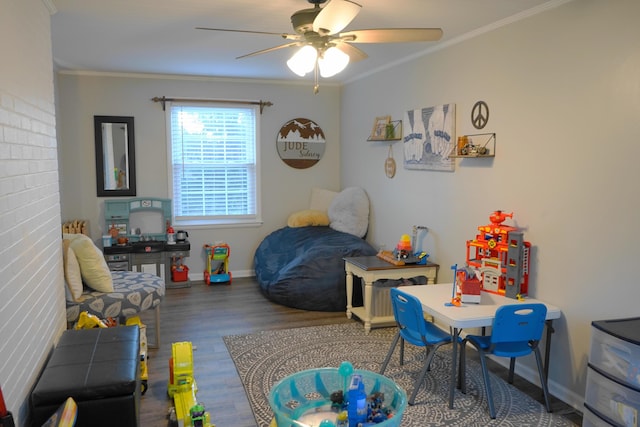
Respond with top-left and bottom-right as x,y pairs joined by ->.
312,0 -> 362,35
287,45 -> 318,76
318,46 -> 349,78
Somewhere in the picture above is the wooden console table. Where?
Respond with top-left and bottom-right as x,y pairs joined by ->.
344,256 -> 439,333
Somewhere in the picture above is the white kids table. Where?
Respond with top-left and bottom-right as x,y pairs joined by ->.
399,283 -> 562,409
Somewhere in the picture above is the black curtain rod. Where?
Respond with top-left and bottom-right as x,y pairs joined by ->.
151,96 -> 273,114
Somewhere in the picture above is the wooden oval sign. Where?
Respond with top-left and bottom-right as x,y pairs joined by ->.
276,118 -> 325,169
385,145 -> 396,178
385,157 -> 396,178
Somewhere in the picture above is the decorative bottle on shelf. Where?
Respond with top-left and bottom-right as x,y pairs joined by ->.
166,221 -> 176,245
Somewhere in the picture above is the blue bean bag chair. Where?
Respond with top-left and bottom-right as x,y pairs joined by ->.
254,226 -> 377,311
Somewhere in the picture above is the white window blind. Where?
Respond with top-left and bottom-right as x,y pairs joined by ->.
168,103 -> 259,225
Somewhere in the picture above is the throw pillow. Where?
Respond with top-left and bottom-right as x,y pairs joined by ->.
62,233 -> 83,242
287,209 -> 331,227
309,188 -> 338,213
69,234 -> 114,293
328,187 -> 370,238
62,239 -> 83,301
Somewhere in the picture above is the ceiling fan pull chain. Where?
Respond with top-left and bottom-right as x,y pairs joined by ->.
313,61 -> 320,94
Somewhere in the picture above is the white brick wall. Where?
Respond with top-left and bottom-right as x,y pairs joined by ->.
0,1 -> 65,425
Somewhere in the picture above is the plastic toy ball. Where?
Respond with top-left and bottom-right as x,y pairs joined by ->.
338,361 -> 354,377
319,420 -> 336,427
339,361 -> 354,394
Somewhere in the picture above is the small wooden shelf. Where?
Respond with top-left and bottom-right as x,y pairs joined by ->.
368,120 -> 402,142
450,132 -> 496,158
367,137 -> 402,142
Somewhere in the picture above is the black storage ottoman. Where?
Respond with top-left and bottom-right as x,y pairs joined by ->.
31,326 -> 140,427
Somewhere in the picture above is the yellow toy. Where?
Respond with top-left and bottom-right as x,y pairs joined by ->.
126,316 -> 149,395
168,342 -> 213,427
74,311 -> 108,329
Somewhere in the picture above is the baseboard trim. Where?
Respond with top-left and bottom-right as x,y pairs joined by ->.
487,355 -> 585,413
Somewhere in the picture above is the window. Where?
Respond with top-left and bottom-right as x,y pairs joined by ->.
167,103 -> 260,226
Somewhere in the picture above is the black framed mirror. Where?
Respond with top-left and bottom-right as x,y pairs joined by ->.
94,115 -> 136,197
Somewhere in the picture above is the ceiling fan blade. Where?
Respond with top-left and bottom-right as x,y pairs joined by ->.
195,27 -> 299,41
236,42 -> 301,59
313,0 -> 362,35
340,28 -> 443,43
336,42 -> 368,62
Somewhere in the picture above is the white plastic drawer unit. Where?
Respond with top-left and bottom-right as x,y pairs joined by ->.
583,404 -> 617,427
585,365 -> 639,427
590,318 -> 640,388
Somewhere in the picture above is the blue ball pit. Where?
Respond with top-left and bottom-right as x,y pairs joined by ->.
268,362 -> 407,427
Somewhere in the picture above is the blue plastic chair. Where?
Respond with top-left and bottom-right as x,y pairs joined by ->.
459,303 -> 551,419
379,288 -> 452,405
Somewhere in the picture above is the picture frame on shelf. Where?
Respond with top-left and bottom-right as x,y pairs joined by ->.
388,120 -> 402,139
370,116 -> 391,140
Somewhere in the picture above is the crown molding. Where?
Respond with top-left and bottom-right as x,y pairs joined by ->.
345,0 -> 575,85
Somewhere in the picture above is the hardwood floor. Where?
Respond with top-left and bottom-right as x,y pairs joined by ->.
139,277 -> 583,427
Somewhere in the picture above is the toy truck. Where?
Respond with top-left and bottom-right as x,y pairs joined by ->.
168,342 -> 214,427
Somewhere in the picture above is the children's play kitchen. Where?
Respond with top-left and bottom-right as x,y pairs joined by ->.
102,198 -> 191,288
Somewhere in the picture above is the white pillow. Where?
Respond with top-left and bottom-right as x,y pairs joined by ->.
62,239 -> 83,301
309,188 -> 338,213
69,234 -> 114,293
328,187 -> 370,238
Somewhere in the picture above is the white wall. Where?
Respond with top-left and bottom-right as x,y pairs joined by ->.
341,0 -> 640,409
57,73 -> 342,276
0,0 -> 65,425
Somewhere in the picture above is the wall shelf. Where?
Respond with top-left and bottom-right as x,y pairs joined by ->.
367,137 -> 402,142
450,132 -> 496,158
368,120 -> 402,142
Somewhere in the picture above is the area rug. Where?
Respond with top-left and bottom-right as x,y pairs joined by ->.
223,322 -> 576,427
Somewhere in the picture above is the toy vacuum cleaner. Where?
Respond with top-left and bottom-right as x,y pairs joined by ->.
203,243 -> 231,285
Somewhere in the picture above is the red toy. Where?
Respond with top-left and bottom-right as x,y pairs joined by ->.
458,269 -> 482,304
0,385 -> 14,427
395,234 -> 412,259
171,257 -> 189,282
465,211 -> 530,299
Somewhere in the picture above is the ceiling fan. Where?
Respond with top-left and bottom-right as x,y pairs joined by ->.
196,0 -> 443,93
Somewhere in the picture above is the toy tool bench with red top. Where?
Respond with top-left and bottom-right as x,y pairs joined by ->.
204,243 -> 231,285
465,211 -> 530,299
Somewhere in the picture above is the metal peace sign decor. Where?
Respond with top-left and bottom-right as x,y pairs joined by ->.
276,118 -> 326,169
471,101 -> 489,130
